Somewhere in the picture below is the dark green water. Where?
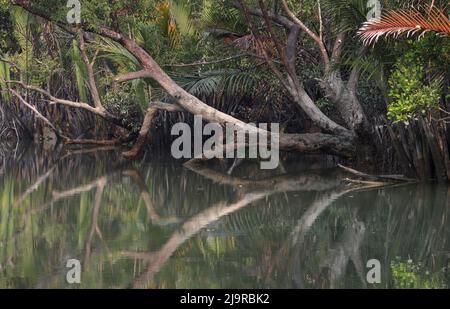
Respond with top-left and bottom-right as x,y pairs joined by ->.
0,147 -> 449,288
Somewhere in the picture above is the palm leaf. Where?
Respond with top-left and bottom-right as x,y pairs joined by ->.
132,78 -> 149,111
0,60 -> 11,103
96,37 -> 140,70
171,1 -> 196,37
358,5 -> 450,46
69,39 -> 89,103
322,0 -> 369,33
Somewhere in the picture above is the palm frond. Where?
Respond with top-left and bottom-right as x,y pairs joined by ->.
131,78 -> 149,112
69,39 -> 89,103
199,0 -> 246,33
358,5 -> 450,46
170,1 -> 196,37
0,59 -> 11,102
96,37 -> 140,70
170,69 -> 256,113
322,0 -> 369,33
178,71 -> 222,99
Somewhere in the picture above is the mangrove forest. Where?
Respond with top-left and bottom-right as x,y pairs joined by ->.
0,0 -> 449,291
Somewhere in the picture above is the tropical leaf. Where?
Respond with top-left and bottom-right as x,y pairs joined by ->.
96,37 -> 140,70
132,78 -> 148,111
199,0 -> 245,33
322,0 -> 369,33
170,69 -> 256,113
170,1 -> 196,37
0,60 -> 11,102
358,4 -> 450,46
179,71 -> 222,98
69,39 -> 89,103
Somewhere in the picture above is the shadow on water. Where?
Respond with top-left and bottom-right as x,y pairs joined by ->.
0,144 -> 449,288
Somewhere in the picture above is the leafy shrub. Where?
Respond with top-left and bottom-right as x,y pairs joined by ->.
103,84 -> 143,133
387,52 -> 440,123
391,257 -> 445,289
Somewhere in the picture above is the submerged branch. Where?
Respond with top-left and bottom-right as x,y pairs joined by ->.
338,164 -> 416,183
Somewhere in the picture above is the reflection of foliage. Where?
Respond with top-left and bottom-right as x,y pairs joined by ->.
391,257 -> 446,289
1,149 -> 450,288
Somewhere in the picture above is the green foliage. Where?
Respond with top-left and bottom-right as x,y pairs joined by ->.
6,0 -> 447,134
0,60 -> 11,102
180,69 -> 255,99
315,98 -> 335,115
387,52 -> 440,123
70,39 -> 89,103
391,257 -> 446,289
103,83 -> 143,132
199,0 -> 247,34
323,0 -> 369,33
0,7 -> 21,55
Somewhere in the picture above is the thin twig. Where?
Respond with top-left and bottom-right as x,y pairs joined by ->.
163,54 -> 247,68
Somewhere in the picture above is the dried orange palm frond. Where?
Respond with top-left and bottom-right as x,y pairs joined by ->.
358,5 -> 450,46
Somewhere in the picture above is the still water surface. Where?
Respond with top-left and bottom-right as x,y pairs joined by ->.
0,147 -> 449,288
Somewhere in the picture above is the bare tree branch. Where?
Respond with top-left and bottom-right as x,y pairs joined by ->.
5,80 -> 104,115
112,70 -> 151,83
78,30 -> 104,110
122,102 -> 184,159
163,54 -> 247,68
317,0 -> 324,41
232,1 -> 294,28
280,0 -> 330,68
238,0 -> 290,88
347,67 -> 360,93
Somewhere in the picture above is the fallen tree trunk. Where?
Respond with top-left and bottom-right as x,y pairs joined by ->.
338,164 -> 416,183
98,28 -> 357,157
13,2 -> 357,159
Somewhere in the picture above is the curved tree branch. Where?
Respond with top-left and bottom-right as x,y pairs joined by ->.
280,0 -> 330,68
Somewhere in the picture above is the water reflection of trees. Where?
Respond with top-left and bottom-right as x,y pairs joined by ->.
0,149 -> 449,288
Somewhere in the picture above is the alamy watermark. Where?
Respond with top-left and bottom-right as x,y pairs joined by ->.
66,0 -> 81,24
367,0 -> 382,21
171,115 -> 280,170
367,259 -> 381,284
66,259 -> 81,284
